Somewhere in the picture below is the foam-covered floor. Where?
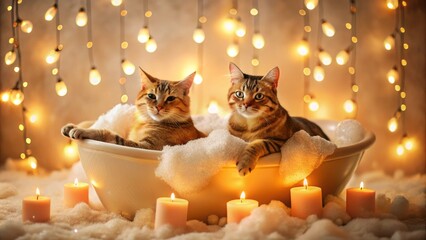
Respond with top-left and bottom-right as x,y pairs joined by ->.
0,161 -> 424,240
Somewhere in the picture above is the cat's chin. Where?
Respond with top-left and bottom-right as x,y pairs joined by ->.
147,112 -> 164,122
237,110 -> 261,119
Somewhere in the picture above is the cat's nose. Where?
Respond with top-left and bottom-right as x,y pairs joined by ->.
156,106 -> 163,112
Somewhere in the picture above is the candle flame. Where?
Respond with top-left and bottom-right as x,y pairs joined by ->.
303,178 -> 308,189
360,181 -> 364,190
74,178 -> 79,186
240,191 -> 246,202
36,187 -> 40,200
171,193 -> 175,201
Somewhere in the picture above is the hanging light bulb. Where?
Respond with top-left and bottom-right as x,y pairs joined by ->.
387,66 -> 399,84
223,17 -> 236,33
313,65 -> 325,82
193,27 -> 205,44
137,27 -> 150,43
56,78 -> 68,97
387,116 -> 398,132
121,94 -> 128,103
384,34 -> 395,51
20,20 -> 33,33
226,43 -> 239,58
252,32 -> 265,49
343,99 -> 357,114
145,37 -> 157,53
297,39 -> 309,56
235,19 -> 246,38
10,88 -> 24,105
45,49 -> 60,64
27,156 -> 38,170
89,67 -> 101,85
1,91 -> 10,102
396,143 -> 405,156
308,99 -> 319,112
45,4 -> 57,21
75,8 -> 88,27
321,20 -> 335,37
318,49 -> 332,66
304,0 -> 318,10
111,0 -> 123,7
121,59 -> 135,75
5,50 -> 16,65
386,0 -> 398,9
402,136 -> 414,150
194,73 -> 203,85
64,141 -> 78,159
336,50 -> 350,65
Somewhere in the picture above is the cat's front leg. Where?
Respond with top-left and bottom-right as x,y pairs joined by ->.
236,139 -> 282,176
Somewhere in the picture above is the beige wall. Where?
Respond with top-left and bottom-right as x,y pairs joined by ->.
0,0 -> 425,174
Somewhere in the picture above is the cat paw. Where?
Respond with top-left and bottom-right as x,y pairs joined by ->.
61,124 -> 77,138
236,154 -> 257,176
68,128 -> 90,140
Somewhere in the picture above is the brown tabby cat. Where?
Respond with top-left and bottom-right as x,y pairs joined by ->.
62,68 -> 205,150
227,63 -> 330,176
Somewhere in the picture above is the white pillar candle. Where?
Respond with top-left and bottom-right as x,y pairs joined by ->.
155,193 -> 188,229
226,191 -> 259,224
22,188 -> 50,222
290,178 -> 323,219
64,178 -> 89,208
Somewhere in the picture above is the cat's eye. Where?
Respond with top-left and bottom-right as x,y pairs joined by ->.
166,96 -> 176,102
255,93 -> 264,100
147,93 -> 156,100
234,91 -> 244,99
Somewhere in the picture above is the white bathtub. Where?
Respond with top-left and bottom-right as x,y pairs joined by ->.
77,120 -> 375,221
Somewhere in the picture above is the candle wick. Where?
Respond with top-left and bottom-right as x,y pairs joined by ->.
304,185 -> 307,190
37,195 -> 39,200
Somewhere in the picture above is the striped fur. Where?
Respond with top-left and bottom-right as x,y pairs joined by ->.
62,69 -> 205,150
227,63 -> 329,176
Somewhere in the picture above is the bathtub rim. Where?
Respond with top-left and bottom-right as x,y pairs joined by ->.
76,119 -> 375,168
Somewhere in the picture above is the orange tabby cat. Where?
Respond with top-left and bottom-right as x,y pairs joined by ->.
62,68 -> 205,150
227,63 -> 329,176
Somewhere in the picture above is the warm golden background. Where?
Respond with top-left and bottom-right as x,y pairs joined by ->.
0,0 -> 424,175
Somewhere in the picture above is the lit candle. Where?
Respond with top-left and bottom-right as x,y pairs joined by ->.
346,181 -> 376,218
155,193 -> 189,229
22,188 -> 50,222
226,191 -> 259,224
290,178 -> 323,219
64,178 -> 89,208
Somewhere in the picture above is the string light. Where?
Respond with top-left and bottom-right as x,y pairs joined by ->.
227,42 -> 239,58
321,19 -> 335,37
313,65 -> 325,82
297,39 -> 310,56
138,27 -> 150,43
75,7 -> 88,27
55,78 -> 68,96
384,34 -> 395,50
111,0 -> 123,7
44,3 -> 57,21
145,37 -> 157,52
5,50 -> 17,65
318,49 -> 332,65
304,0 -> 318,10
235,17 -> 246,38
2,0 -> 37,171
118,1 -> 130,103
343,99 -> 357,114
336,49 -> 350,65
385,0 -> 413,156
84,0 -> 101,86
194,0 -> 205,88
386,66 -> 398,84
308,98 -> 320,112
252,32 -> 265,49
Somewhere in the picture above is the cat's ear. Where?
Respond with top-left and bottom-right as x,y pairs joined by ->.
261,66 -> 280,88
178,71 -> 195,95
139,67 -> 157,90
229,62 -> 244,84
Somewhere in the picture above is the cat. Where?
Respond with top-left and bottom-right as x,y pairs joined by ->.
227,63 -> 330,176
62,68 -> 206,150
